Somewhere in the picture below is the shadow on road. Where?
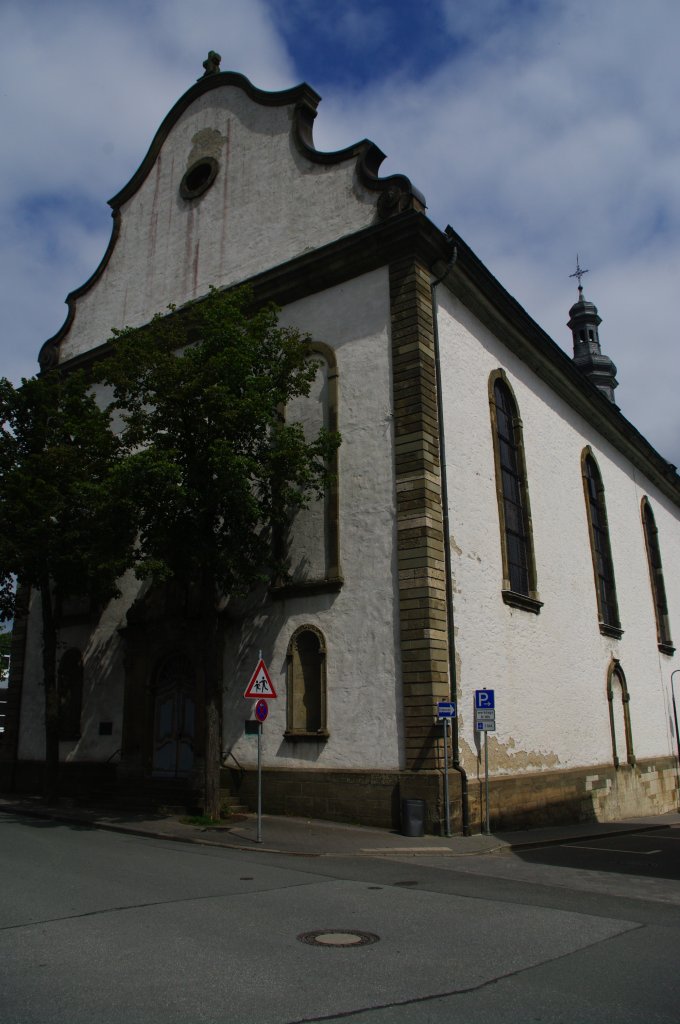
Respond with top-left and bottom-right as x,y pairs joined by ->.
514,826 -> 680,881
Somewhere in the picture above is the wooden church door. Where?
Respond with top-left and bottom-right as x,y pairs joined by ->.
151,655 -> 196,778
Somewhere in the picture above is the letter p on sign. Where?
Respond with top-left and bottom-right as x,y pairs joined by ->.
475,689 -> 495,710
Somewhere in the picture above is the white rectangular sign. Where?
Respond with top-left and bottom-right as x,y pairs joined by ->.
475,709 -> 496,721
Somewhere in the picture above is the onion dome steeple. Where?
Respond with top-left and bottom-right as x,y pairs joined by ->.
567,257 -> 618,403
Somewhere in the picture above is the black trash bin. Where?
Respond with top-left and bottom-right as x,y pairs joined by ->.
401,798 -> 426,837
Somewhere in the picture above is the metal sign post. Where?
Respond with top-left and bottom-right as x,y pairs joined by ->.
437,701 -> 456,838
244,655 -> 278,845
443,718 -> 451,838
474,690 -> 496,836
483,731 -> 490,836
256,720 -> 263,844
254,699 -> 268,844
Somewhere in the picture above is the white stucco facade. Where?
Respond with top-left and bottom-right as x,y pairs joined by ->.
223,269 -> 404,772
437,288 -> 679,784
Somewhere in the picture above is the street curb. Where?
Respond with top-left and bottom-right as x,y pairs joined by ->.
0,804 -> 324,856
0,802 -> 672,859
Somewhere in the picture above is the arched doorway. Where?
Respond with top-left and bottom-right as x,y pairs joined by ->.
151,654 -> 196,778
607,660 -> 635,768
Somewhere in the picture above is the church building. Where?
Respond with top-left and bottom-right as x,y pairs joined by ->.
2,56 -> 679,833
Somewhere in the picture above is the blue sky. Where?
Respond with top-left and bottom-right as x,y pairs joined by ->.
1,0 -> 679,465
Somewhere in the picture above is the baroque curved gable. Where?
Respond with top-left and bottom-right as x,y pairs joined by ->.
40,71 -> 424,369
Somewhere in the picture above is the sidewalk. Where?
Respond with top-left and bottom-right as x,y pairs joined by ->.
1,795 -> 679,858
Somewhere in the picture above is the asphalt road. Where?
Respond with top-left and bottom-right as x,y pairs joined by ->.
2,812 -> 679,1023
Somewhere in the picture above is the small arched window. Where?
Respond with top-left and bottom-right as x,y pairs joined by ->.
57,648 -> 83,741
582,450 -> 621,637
489,371 -> 541,613
641,498 -> 674,654
607,661 -> 635,767
285,626 -> 328,741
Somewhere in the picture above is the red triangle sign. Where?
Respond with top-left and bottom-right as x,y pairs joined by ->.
244,658 -> 277,699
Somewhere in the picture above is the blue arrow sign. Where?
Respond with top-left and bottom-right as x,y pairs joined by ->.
437,701 -> 456,719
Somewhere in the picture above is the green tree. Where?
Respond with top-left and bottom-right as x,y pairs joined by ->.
0,630 -> 11,660
0,371 -> 135,800
102,286 -> 339,818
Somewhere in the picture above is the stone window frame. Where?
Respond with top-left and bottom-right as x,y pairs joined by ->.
284,624 -> 329,743
488,369 -> 542,614
179,157 -> 219,200
607,659 -> 635,767
581,448 -> 623,638
57,648 -> 83,742
641,497 -> 675,655
271,342 -> 342,599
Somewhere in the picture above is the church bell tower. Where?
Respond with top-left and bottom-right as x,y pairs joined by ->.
567,257 -> 618,404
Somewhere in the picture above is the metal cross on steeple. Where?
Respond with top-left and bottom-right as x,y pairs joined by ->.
569,254 -> 589,295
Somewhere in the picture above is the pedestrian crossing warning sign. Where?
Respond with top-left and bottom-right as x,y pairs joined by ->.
244,658 -> 278,699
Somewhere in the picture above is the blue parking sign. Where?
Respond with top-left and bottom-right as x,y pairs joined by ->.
475,689 -> 495,710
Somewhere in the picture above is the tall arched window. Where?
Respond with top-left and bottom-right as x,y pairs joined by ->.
581,449 -> 622,637
273,344 -> 342,597
285,625 -> 328,741
489,371 -> 541,613
641,497 -> 674,654
57,648 -> 83,741
607,660 -> 635,767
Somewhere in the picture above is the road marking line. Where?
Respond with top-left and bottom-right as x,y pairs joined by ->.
567,844 -> 662,855
360,846 -> 452,853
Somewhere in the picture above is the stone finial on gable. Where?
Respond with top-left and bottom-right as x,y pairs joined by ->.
201,51 -> 222,78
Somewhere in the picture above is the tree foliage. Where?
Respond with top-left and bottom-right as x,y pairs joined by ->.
0,631 -> 12,660
0,287 -> 337,813
103,286 -> 338,593
0,372 -> 134,613
101,286 -> 340,815
0,370 -> 135,799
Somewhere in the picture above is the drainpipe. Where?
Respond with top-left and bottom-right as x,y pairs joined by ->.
430,226 -> 471,836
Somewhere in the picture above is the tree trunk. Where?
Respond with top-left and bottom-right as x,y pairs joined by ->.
201,579 -> 223,820
40,576 -> 59,805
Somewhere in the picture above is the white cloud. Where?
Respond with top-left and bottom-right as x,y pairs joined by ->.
306,0 -> 680,464
0,0 -> 295,380
0,0 -> 678,466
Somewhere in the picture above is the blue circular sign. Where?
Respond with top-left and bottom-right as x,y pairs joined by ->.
255,699 -> 269,723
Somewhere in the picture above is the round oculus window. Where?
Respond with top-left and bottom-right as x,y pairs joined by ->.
180,157 -> 219,200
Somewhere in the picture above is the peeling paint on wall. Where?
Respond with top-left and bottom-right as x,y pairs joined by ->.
459,736 -> 478,775
462,733 -> 561,778
487,735 -> 561,773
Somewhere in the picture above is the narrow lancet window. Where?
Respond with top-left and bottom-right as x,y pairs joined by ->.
57,649 -> 83,741
641,497 -> 674,653
582,450 -> 621,636
489,371 -> 540,612
607,661 -> 635,767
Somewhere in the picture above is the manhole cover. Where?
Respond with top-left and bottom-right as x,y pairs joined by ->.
297,930 -> 380,948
